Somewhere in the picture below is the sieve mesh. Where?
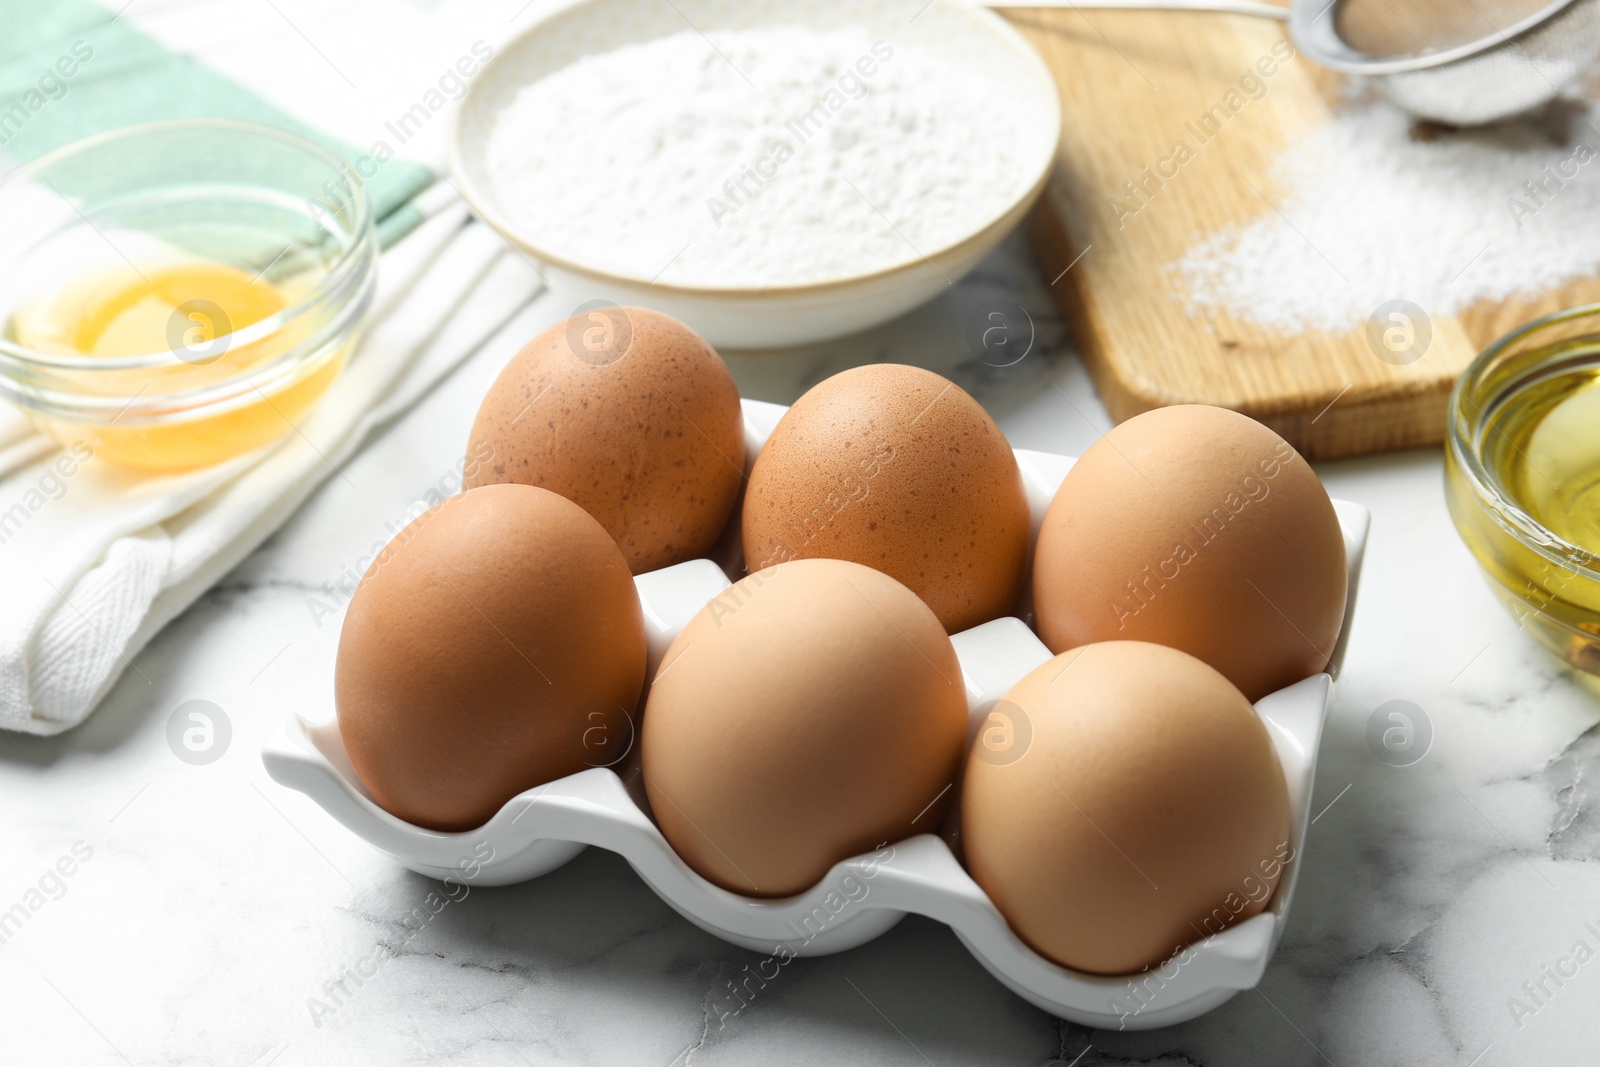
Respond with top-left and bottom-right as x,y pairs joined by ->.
988,0 -> 1600,126
1375,0 -> 1600,124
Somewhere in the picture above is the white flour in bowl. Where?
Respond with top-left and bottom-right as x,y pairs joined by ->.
482,26 -> 1030,288
1177,95 -> 1600,333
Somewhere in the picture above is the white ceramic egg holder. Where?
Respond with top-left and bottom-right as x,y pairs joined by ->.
263,398 -> 1370,1030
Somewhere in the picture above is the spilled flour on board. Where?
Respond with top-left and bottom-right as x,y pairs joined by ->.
1177,92 -> 1600,333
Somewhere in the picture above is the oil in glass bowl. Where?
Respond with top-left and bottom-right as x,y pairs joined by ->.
1447,308 -> 1600,675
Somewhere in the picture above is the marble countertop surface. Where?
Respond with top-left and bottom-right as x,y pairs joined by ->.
2,228 -> 1598,1067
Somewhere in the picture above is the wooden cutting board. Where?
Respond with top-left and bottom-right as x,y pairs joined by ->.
1003,4 -> 1600,460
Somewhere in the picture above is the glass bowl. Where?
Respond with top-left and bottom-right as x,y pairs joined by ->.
0,119 -> 377,472
1446,303 -> 1600,675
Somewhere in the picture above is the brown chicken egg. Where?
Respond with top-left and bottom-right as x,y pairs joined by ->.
465,306 -> 745,574
741,364 -> 1030,633
640,558 -> 968,897
336,483 -> 647,831
1032,405 -> 1346,702
961,641 -> 1292,975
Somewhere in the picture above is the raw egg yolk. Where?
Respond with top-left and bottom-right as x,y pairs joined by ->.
49,263 -> 285,359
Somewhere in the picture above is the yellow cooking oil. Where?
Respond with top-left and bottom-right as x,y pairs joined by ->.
1495,369 -> 1600,555
8,259 -> 346,471
1447,358 -> 1600,672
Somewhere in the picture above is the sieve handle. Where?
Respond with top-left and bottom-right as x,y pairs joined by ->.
972,0 -> 1288,18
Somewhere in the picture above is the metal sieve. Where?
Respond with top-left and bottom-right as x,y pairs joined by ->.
984,0 -> 1600,126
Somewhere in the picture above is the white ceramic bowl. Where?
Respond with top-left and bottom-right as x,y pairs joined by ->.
263,398 -> 1370,1030
448,0 -> 1062,349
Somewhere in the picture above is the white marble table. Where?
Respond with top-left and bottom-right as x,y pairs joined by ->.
2,230 -> 1597,1067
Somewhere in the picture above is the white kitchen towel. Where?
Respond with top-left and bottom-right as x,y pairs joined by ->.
0,191 -> 545,734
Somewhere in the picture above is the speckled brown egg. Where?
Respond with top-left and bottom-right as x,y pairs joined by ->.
640,558 -> 968,898
740,364 -> 1029,633
1032,405 -> 1347,702
962,641 -> 1292,976
336,484 -> 647,832
465,307 -> 745,574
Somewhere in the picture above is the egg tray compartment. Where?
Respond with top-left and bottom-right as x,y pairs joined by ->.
263,399 -> 1371,1030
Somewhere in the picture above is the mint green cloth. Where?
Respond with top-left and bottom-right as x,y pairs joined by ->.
0,0 -> 434,245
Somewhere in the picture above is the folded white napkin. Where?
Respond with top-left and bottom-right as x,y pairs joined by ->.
0,190 -> 544,734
